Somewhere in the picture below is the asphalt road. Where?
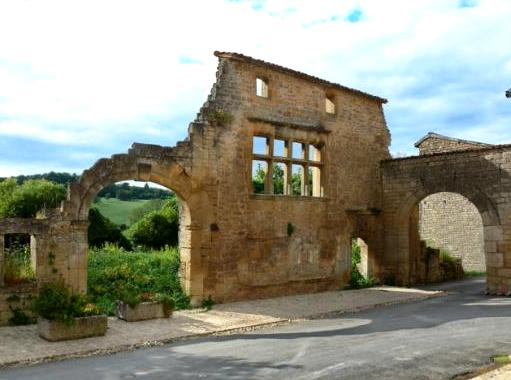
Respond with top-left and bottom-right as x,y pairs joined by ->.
2,277 -> 511,380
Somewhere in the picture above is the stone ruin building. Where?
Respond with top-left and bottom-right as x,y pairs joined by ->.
1,51 -> 511,325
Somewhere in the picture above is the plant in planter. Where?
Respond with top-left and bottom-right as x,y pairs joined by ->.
116,291 -> 174,322
32,281 -> 107,341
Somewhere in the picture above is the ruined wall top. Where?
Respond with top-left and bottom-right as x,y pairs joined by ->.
414,132 -> 492,155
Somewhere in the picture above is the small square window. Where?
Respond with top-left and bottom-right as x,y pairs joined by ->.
256,77 -> 269,98
253,136 -> 269,155
325,95 -> 336,114
273,139 -> 288,157
292,142 -> 305,160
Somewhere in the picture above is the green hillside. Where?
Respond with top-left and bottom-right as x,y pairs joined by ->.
93,198 -> 150,226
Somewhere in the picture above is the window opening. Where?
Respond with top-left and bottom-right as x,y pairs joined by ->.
2,233 -> 35,287
256,77 -> 269,98
292,165 -> 305,196
273,163 -> 287,195
253,136 -> 269,155
292,142 -> 305,160
309,144 -> 321,162
273,139 -> 288,157
252,160 -> 268,194
325,95 -> 336,114
308,167 -> 322,197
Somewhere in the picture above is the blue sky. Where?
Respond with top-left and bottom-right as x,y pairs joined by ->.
0,0 -> 510,175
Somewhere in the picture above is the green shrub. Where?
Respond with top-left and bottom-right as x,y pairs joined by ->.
349,240 -> 376,289
32,281 -> 101,324
88,208 -> 132,250
125,198 -> 179,249
87,245 -> 189,315
201,295 -> 215,311
9,307 -> 35,326
0,178 -> 66,218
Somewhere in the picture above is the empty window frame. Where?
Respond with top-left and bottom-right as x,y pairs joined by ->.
1,233 -> 35,287
252,160 -> 268,194
325,95 -> 336,114
256,77 -> 269,98
251,134 -> 323,197
253,136 -> 269,155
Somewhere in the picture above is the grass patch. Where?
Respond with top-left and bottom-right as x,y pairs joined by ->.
93,198 -> 150,226
493,354 -> 511,365
87,244 -> 190,315
465,271 -> 486,278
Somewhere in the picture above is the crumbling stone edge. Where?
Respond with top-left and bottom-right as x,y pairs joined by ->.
0,290 -> 444,370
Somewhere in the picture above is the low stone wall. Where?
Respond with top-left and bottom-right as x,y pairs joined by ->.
0,284 -> 37,326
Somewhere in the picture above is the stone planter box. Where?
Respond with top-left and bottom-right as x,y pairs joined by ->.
116,301 -> 171,322
38,315 -> 108,341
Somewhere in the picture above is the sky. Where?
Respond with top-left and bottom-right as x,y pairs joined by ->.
0,0 -> 510,176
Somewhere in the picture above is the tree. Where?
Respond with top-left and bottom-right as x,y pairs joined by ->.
126,197 -> 180,249
0,178 -> 66,218
88,208 -> 132,250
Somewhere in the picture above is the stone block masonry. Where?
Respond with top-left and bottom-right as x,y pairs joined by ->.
1,51 -> 511,320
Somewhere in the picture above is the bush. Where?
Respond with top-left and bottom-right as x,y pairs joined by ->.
349,240 -> 376,289
126,198 -> 179,249
87,245 -> 189,315
0,178 -> 66,218
88,208 -> 132,250
32,281 -> 101,324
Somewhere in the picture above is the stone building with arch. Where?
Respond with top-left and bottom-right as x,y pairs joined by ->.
1,52 -> 511,324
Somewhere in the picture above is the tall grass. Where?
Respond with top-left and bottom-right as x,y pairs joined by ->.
87,244 -> 190,315
4,244 -> 35,286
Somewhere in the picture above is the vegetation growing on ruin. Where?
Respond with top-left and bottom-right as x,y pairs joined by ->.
349,240 -> 376,289
87,244 -> 189,315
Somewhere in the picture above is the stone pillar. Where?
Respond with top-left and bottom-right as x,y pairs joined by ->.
0,234 -> 4,287
30,235 -> 37,273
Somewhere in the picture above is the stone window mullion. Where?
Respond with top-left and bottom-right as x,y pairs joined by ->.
266,136 -> 274,194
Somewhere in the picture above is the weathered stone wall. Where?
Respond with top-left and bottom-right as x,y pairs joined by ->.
417,136 -> 489,155
0,51 -> 391,306
419,192 -> 485,272
416,135 -> 488,273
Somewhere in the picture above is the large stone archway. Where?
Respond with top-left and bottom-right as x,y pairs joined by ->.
381,146 -> 511,295
61,143 -> 213,304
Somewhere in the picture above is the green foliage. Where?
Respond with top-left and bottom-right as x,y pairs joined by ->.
201,295 -> 215,311
252,163 -> 266,194
128,198 -> 167,225
9,307 -> 34,326
0,178 -> 66,218
349,240 -> 376,289
493,354 -> 511,365
88,208 -> 132,250
3,242 -> 35,286
439,249 -> 456,263
287,222 -> 294,236
125,197 -> 179,249
465,270 -> 486,277
97,182 -> 170,201
0,172 -> 79,186
32,281 -> 100,324
87,245 -> 189,315
207,108 -> 234,126
272,164 -> 285,194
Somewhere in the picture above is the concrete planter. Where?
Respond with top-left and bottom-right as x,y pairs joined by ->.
38,315 -> 108,341
116,301 -> 172,322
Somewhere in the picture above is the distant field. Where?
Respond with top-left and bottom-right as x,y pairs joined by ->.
93,198 -> 150,226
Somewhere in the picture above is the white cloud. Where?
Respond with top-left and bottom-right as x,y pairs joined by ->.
0,0 -> 510,174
